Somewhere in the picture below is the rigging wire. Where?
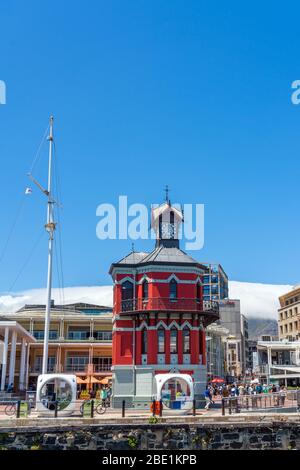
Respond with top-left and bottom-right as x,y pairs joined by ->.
53,140 -> 65,306
54,237 -> 63,307
7,230 -> 45,293
0,195 -> 26,266
0,122 -> 49,268
28,123 -> 50,175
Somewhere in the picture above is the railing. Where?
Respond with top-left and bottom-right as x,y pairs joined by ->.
256,364 -> 300,375
65,364 -> 88,372
119,298 -> 219,315
93,364 -> 112,372
29,365 -> 56,373
221,391 -> 300,415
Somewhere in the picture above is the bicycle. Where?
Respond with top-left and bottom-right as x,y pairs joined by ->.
4,402 -> 17,416
80,399 -> 107,415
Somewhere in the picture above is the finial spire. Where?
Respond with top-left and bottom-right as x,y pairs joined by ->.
164,185 -> 170,205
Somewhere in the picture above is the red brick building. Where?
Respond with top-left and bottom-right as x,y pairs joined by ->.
109,199 -> 219,406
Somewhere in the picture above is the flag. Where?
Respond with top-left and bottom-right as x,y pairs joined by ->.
25,187 -> 32,195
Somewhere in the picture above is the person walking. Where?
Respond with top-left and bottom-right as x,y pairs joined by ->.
279,385 -> 287,407
204,387 -> 213,410
100,386 -> 108,406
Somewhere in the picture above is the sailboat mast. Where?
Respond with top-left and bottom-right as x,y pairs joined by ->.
42,115 -> 55,375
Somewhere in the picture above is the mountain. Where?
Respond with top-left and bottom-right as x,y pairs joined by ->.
247,317 -> 278,341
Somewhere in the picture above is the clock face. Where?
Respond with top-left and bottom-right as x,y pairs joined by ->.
161,222 -> 175,239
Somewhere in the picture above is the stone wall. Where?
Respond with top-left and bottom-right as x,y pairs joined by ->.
1,421 -> 300,450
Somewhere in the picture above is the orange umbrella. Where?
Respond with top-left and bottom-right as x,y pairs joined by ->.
100,376 -> 112,384
90,376 -> 101,384
76,376 -> 89,384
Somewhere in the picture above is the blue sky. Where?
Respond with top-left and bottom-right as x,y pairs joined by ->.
0,1 -> 300,292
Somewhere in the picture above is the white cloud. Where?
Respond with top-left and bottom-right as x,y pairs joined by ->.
229,281 -> 293,319
0,281 -> 294,320
0,286 -> 113,314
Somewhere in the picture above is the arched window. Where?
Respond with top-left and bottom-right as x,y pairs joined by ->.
169,278 -> 177,300
121,280 -> 134,311
122,280 -> 133,300
142,280 -> 148,300
183,326 -> 190,354
157,326 -> 165,353
170,327 -> 178,353
196,282 -> 201,302
141,328 -> 148,354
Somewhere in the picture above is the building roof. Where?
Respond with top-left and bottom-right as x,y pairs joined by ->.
0,320 -> 36,343
15,302 -> 112,314
110,245 -> 206,274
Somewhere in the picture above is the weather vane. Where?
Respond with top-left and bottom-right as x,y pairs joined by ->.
164,185 -> 170,204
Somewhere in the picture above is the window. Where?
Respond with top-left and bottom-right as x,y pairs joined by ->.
142,280 -> 148,300
170,211 -> 175,239
92,357 -> 112,371
203,285 -> 210,295
33,356 -> 55,372
94,331 -> 112,341
33,330 -> 58,340
141,328 -> 147,354
183,326 -> 190,354
68,329 -> 89,340
170,327 -> 178,353
157,326 -> 165,353
122,280 -> 134,300
196,282 -> 201,302
169,278 -> 177,300
121,280 -> 134,311
66,355 -> 89,371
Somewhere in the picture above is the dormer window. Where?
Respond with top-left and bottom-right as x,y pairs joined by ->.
169,278 -> 177,300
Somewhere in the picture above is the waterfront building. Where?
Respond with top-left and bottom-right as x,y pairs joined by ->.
248,339 -> 258,373
201,263 -> 228,302
0,319 -> 36,392
206,323 -> 229,379
257,340 -> 300,386
109,199 -> 219,407
0,302 -> 113,391
278,285 -> 300,341
218,299 -> 249,377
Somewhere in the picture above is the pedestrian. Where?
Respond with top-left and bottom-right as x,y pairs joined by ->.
100,386 -> 108,406
204,387 -> 213,410
279,385 -> 287,406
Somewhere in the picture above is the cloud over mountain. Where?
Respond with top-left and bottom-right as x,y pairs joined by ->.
0,281 -> 293,319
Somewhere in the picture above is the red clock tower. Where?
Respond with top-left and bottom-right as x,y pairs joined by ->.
109,198 -> 219,407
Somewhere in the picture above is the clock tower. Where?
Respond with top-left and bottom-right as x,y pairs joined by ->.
109,197 -> 219,408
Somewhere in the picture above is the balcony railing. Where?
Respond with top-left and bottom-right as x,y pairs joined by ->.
119,298 -> 219,315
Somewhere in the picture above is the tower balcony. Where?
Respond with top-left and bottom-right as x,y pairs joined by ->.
118,298 -> 219,324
